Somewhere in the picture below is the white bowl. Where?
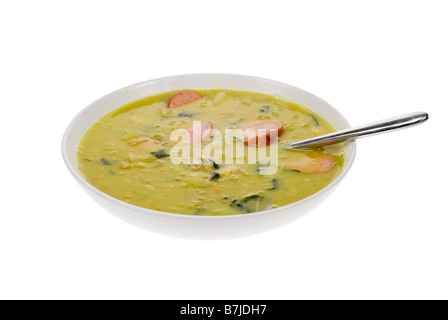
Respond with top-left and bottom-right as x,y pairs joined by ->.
62,74 -> 356,239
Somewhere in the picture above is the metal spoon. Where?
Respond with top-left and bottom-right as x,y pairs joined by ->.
289,111 -> 429,149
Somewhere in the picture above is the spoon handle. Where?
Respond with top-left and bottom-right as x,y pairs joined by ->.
289,111 -> 429,149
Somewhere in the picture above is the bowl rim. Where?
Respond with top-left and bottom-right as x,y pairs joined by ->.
62,73 -> 356,220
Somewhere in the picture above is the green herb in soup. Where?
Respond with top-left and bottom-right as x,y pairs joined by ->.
78,89 -> 345,215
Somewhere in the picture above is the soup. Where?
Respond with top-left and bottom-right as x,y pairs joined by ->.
78,89 -> 344,215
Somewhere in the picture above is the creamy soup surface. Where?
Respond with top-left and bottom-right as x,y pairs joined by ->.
78,89 -> 345,215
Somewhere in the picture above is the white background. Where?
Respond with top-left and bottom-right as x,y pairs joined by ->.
1,0 -> 447,300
